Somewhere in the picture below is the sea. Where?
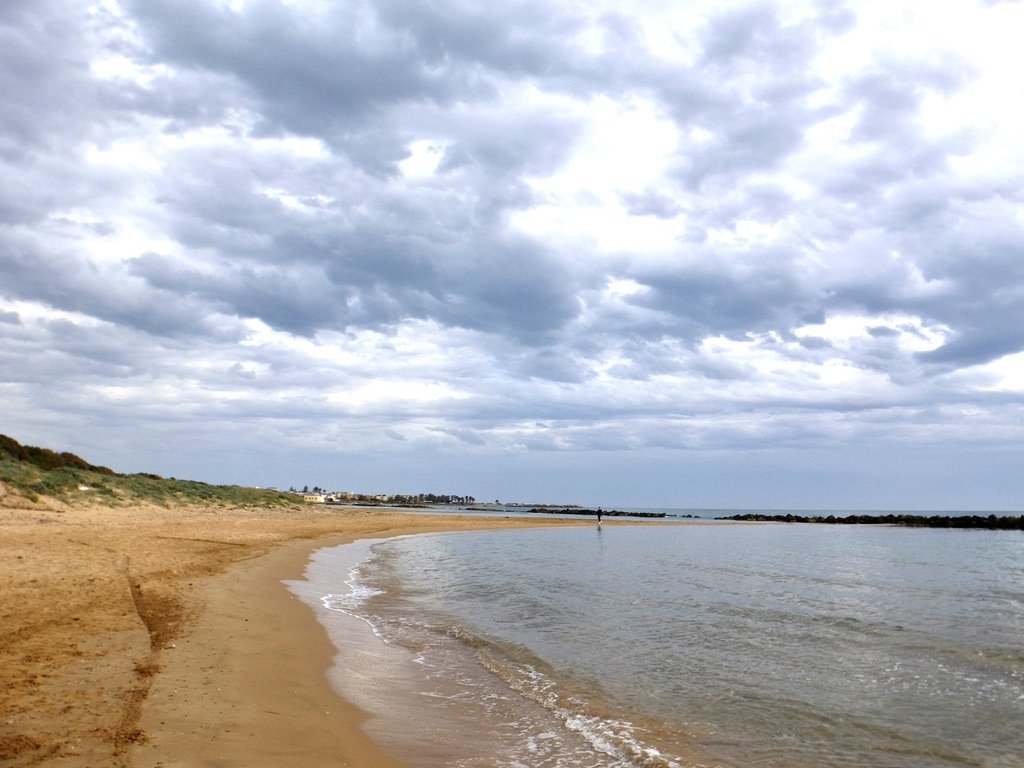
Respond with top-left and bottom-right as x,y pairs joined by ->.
287,511 -> 1024,768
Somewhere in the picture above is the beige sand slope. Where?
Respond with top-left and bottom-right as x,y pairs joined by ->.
0,493 -> 584,767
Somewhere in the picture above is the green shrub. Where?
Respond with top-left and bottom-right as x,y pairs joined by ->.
0,434 -> 302,508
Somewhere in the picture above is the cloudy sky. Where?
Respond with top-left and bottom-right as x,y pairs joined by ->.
2,0 -> 1023,510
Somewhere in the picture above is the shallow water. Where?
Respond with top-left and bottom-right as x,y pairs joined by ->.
294,521 -> 1024,767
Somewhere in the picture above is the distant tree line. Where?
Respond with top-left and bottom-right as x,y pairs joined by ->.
717,512 -> 1024,530
291,485 -> 326,494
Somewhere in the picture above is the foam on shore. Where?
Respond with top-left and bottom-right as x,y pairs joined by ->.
292,535 -> 691,768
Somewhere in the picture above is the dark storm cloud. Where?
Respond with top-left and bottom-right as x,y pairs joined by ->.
91,0 -> 822,350
66,0 -> 590,345
0,1 -> 97,154
126,0 -> 458,120
373,0 -> 587,78
0,2 -> 111,236
915,233 -> 1024,368
618,239 -> 816,347
124,0 -> 595,178
122,0 -> 590,172
129,253 -> 344,336
0,238 -> 237,340
662,3 -> 829,188
129,189 -> 578,340
98,67 -> 246,131
0,4 -> 978,316
811,156 -> 1024,372
1,0 -> 1011,366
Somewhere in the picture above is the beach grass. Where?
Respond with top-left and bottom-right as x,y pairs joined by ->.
0,433 -> 302,508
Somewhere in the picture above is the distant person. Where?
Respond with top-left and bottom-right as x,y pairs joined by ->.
597,507 -> 602,523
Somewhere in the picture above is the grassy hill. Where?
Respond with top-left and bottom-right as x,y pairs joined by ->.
0,434 -> 302,508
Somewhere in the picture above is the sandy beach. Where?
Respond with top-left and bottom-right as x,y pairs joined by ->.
0,493 -> 583,767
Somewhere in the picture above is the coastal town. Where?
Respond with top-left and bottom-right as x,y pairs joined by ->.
285,487 -> 671,518
289,486 -> 477,506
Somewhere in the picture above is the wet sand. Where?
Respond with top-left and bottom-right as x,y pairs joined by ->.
0,493 -> 584,767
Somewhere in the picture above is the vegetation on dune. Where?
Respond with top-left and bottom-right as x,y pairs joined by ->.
0,433 -> 115,474
0,433 -> 302,507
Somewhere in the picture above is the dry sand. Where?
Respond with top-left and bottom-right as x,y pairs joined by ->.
0,492 -> 585,767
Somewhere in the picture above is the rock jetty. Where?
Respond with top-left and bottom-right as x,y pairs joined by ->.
527,507 -> 667,518
716,513 -> 1023,529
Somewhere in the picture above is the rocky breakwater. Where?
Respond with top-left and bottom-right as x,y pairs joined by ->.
527,507 -> 667,518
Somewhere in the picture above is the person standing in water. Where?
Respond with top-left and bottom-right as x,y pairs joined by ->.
597,507 -> 603,523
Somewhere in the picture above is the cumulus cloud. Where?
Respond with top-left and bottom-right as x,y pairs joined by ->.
1,0 -> 1023,507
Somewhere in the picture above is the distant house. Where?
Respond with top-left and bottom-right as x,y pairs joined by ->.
301,493 -> 326,504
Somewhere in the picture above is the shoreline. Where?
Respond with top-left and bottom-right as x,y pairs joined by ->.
130,532 -> 408,767
0,499 -> 594,767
